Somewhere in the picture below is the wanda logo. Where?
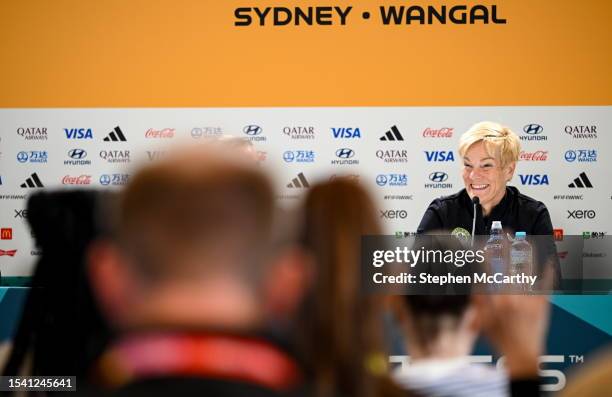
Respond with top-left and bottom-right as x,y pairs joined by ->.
519,151 -> 548,161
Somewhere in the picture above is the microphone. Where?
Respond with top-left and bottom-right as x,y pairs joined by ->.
471,196 -> 480,247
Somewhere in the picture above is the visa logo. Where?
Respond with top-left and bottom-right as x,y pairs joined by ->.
64,128 -> 93,139
519,174 -> 549,185
424,151 -> 455,162
331,127 -> 361,138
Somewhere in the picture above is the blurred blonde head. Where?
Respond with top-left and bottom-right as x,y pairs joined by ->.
204,135 -> 258,162
214,134 -> 254,150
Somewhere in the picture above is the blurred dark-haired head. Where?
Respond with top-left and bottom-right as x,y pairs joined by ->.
3,189 -> 114,379
298,178 -> 402,397
398,236 -> 477,356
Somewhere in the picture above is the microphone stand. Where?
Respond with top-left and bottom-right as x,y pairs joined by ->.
471,197 -> 480,247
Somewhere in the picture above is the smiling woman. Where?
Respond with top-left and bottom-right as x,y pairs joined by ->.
416,122 -> 555,235
416,121 -> 561,284
459,122 -> 520,216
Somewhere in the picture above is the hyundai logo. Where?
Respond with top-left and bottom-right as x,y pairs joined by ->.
376,175 -> 388,186
68,149 -> 87,159
335,148 -> 355,159
523,124 -> 544,135
16,151 -> 28,163
243,125 -> 262,136
429,172 -> 448,182
283,151 -> 295,162
99,174 -> 111,186
564,150 -> 577,162
191,128 -> 203,138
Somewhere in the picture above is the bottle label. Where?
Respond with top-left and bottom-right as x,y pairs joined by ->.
511,251 -> 530,266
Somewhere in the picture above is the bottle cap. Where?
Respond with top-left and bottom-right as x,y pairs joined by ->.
492,221 -> 502,229
515,231 -> 526,238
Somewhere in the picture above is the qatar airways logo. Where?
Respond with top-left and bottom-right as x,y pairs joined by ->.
283,126 -> 315,140
17,127 -> 48,140
422,127 -> 453,138
565,125 -> 597,139
62,175 -> 92,185
519,150 -> 548,161
376,149 -> 409,163
99,150 -> 130,163
145,128 -> 175,139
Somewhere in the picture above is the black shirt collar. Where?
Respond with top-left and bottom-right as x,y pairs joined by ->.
460,187 -> 515,235
485,186 -> 514,223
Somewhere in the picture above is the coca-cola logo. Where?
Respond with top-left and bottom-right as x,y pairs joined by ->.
519,150 -> 548,161
145,128 -> 175,139
62,175 -> 92,185
423,127 -> 453,138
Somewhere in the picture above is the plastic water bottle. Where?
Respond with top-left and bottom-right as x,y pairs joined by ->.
510,231 -> 533,291
485,221 -> 505,276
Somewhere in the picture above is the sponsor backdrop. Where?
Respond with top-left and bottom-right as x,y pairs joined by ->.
1,1 -> 611,392
1,107 -> 611,278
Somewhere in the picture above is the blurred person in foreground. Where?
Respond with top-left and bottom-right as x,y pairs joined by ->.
298,178 -> 407,397
87,146 -> 311,396
2,190 -> 113,390
393,254 -> 551,397
560,345 -> 612,397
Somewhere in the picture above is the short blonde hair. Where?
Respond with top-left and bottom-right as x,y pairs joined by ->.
458,121 -> 520,168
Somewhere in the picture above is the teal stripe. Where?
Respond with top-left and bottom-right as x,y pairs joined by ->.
552,295 -> 612,336
0,277 -> 32,287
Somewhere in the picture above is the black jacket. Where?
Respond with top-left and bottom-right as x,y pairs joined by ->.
417,186 -> 554,236
417,186 -> 560,286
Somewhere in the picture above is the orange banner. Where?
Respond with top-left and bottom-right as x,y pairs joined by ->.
0,0 -> 611,107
